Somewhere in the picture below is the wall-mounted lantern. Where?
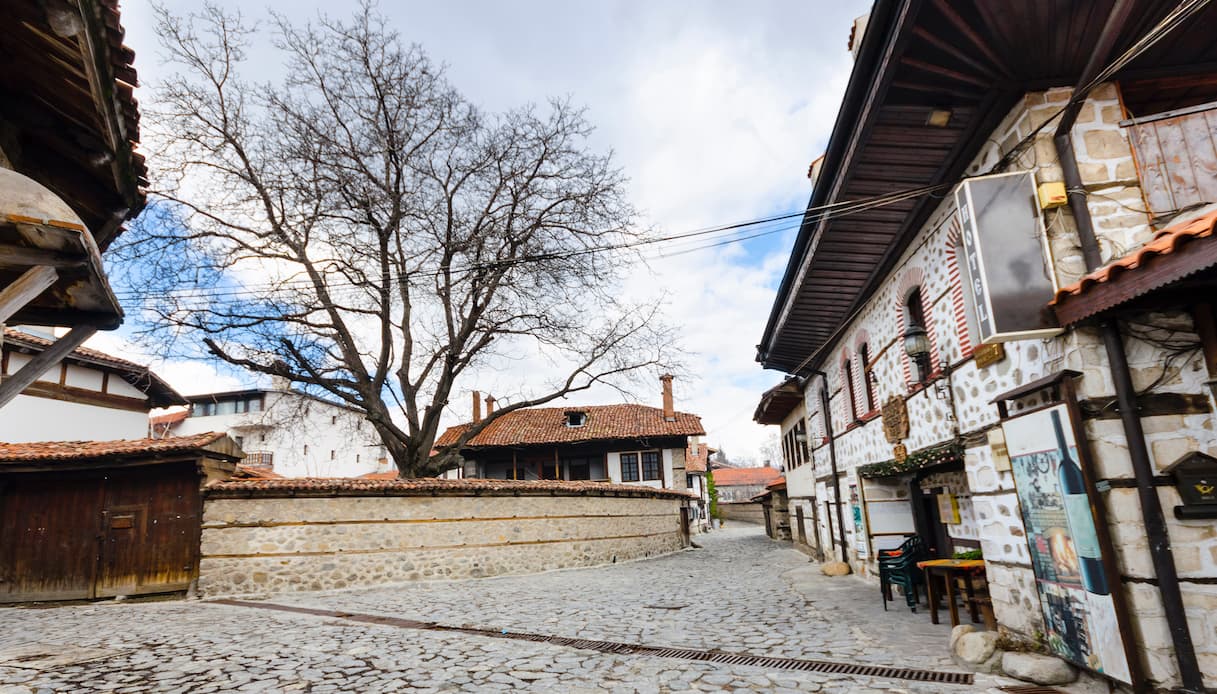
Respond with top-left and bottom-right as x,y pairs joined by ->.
903,324 -> 931,379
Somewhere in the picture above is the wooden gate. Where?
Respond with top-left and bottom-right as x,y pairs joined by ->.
0,462 -> 202,603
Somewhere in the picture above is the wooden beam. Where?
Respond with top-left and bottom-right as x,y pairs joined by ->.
0,324 -> 96,408
0,243 -> 87,269
0,265 -> 58,324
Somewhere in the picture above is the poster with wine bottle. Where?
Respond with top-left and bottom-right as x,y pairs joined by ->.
1001,404 -> 1132,684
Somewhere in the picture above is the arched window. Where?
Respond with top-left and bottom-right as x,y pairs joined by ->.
904,288 -> 932,383
843,358 -> 859,420
860,342 -> 875,413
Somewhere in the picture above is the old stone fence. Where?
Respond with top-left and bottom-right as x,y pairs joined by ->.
718,501 -> 765,525
199,478 -> 692,596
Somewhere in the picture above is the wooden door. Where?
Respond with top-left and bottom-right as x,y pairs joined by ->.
0,476 -> 104,602
96,466 -> 200,597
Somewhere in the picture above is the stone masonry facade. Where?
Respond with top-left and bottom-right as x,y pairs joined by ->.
200,491 -> 688,597
777,84 -> 1217,690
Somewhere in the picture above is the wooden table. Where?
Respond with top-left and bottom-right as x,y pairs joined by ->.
916,559 -> 986,627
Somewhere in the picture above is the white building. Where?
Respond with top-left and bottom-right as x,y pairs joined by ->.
0,329 -> 184,442
161,384 -> 391,479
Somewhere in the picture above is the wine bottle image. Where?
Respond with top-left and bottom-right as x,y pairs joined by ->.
1053,409 -> 1109,595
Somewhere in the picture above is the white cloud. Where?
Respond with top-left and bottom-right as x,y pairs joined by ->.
115,0 -> 868,458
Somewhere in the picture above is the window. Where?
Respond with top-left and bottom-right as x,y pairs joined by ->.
843,359 -> 859,420
330,450 -> 336,460
248,396 -> 263,413
564,410 -> 587,427
234,436 -> 245,448
620,453 -> 640,482
860,343 -> 875,413
331,415 -> 337,425
641,451 -> 662,481
303,444 -> 309,455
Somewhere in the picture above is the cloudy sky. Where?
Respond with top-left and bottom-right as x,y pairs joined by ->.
98,0 -> 869,463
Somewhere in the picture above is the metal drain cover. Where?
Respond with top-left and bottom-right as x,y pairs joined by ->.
0,642 -> 124,670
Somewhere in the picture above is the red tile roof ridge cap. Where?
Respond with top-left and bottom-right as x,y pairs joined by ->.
2,328 -> 149,371
0,432 -> 228,462
205,477 -> 697,500
1052,208 -> 1217,303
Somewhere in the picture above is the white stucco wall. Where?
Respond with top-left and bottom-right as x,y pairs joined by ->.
0,394 -> 150,442
170,390 -> 386,478
605,447 -> 680,489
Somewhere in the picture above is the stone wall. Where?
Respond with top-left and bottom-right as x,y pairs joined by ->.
718,502 -> 765,525
199,480 -> 689,596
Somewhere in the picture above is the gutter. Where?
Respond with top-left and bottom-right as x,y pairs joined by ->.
810,369 -> 848,564
757,0 -> 902,368
1052,2 -> 1203,690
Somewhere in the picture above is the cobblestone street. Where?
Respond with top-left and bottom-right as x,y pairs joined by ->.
3,526 -> 1036,692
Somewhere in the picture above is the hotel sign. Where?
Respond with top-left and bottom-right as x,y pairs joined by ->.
955,171 -> 1064,344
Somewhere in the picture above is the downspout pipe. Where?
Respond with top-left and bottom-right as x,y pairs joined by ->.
810,369 -> 848,564
1052,5 -> 1204,690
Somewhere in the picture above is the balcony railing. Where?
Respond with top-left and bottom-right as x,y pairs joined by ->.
243,450 -> 274,469
1122,100 -> 1217,223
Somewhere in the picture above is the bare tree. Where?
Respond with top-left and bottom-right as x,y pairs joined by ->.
116,3 -> 675,477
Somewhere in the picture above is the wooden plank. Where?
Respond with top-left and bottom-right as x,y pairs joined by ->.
0,325 -> 96,408
0,244 -> 87,269
0,266 -> 58,324
0,475 -> 105,603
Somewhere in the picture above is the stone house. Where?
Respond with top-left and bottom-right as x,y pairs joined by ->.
436,377 -> 704,491
755,2 -> 1217,691
158,382 -> 392,479
711,466 -> 784,503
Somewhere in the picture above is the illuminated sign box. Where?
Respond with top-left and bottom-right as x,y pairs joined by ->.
954,171 -> 1064,344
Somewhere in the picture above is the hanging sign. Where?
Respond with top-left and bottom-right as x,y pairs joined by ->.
955,171 -> 1064,344
1001,403 -> 1132,684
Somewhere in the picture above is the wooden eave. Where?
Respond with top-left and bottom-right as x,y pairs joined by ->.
759,0 -> 1217,376
0,0 -> 147,246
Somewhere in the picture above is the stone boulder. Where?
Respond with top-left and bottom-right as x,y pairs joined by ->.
952,630 -> 1002,673
820,561 -> 851,576
949,624 -> 975,653
1001,651 -> 1078,685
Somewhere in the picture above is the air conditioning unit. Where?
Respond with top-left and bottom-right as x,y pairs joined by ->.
954,171 -> 1064,344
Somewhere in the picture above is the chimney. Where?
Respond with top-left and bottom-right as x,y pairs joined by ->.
472,390 -> 482,423
848,13 -> 869,60
270,374 -> 292,392
660,374 -> 675,422
485,394 -> 496,415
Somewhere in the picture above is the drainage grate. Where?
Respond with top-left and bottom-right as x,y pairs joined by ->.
997,687 -> 1069,694
213,600 -> 973,686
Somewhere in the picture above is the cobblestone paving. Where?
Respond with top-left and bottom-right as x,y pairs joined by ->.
1,525 -> 1037,692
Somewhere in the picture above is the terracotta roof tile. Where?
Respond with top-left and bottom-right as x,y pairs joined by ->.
0,432 -> 228,463
685,442 -> 709,473
710,466 -> 783,487
207,477 -> 696,500
1051,209 -> 1217,324
360,471 -> 400,480
232,464 -> 284,479
436,404 -> 704,448
3,329 -> 186,406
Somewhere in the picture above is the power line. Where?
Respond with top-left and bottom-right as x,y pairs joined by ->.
113,182 -> 949,305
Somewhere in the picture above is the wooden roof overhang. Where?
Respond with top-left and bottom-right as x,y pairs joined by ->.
0,168 -> 122,329
753,377 -> 805,425
0,0 -> 147,246
758,0 -> 1217,376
